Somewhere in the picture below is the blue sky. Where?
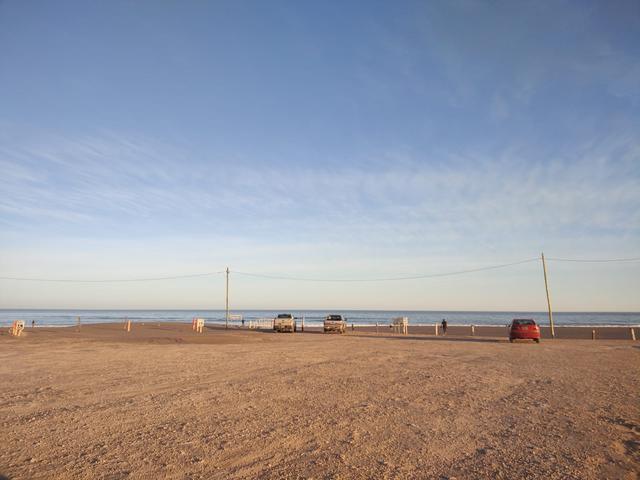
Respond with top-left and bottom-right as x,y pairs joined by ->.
1,1 -> 639,310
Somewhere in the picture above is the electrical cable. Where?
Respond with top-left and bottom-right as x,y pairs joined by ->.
231,258 -> 540,282
2,255 -> 638,283
0,271 -> 225,283
546,256 -> 640,263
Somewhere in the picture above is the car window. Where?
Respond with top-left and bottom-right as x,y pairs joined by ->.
513,319 -> 535,326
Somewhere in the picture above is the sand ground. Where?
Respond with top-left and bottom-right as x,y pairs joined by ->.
1,323 -> 639,479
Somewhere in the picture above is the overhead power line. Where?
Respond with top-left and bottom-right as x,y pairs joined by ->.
1,255 -> 638,283
0,271 -> 225,283
546,256 -> 640,263
231,258 -> 540,282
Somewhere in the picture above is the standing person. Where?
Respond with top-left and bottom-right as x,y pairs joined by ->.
32,320 -> 35,328
441,318 -> 448,335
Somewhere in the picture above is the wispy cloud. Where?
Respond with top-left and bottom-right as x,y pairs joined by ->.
1,131 -> 638,260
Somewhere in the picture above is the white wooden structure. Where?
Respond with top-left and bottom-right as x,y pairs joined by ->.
10,320 -> 25,337
248,318 -> 274,330
392,317 -> 409,335
192,317 -> 205,333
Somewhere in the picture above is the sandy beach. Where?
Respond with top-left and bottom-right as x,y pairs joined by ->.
1,323 -> 638,479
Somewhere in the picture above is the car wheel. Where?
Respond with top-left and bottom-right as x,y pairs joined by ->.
509,338 -> 514,343
534,338 -> 540,343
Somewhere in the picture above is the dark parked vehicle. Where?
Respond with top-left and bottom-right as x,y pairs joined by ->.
509,319 -> 541,343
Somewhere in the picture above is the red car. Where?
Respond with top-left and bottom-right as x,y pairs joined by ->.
509,319 -> 541,343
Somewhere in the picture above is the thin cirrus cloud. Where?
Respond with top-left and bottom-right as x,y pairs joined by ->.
1,132 -> 638,250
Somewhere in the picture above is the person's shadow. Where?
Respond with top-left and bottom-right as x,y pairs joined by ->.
0,475 -> 12,480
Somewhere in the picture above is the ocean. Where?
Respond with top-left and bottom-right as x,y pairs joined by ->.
1,309 -> 638,328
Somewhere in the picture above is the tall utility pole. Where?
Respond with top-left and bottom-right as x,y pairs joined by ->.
541,252 -> 555,338
225,267 -> 230,330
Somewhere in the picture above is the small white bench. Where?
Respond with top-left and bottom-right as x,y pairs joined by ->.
192,318 -> 205,333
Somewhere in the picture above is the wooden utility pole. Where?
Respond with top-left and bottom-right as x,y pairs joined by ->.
541,252 -> 555,339
225,267 -> 230,330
